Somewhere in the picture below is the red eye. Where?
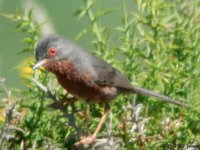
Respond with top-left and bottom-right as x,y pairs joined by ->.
48,47 -> 57,57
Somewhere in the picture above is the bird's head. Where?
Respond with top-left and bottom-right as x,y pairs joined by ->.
33,34 -> 74,70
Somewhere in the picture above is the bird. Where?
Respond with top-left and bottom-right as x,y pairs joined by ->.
33,34 -> 187,145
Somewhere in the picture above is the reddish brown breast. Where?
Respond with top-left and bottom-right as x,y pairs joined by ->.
43,60 -> 117,103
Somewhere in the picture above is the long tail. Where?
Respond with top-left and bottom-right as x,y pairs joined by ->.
131,86 -> 188,108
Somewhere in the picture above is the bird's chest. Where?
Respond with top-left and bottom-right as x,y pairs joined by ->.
56,72 -> 99,100
44,60 -> 117,103
56,74 -> 118,103
44,60 -> 100,101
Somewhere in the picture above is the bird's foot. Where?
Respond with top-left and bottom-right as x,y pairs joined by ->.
75,135 -> 96,145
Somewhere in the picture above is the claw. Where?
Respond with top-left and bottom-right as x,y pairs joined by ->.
75,135 -> 96,145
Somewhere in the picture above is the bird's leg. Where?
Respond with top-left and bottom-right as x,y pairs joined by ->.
92,103 -> 110,138
76,103 -> 110,145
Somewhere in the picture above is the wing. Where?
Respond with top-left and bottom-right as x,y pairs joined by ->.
72,44 -> 134,91
90,57 -> 134,91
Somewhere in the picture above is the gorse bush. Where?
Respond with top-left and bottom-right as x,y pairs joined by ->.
0,0 -> 200,149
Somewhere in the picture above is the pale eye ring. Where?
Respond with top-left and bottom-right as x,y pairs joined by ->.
48,47 -> 57,57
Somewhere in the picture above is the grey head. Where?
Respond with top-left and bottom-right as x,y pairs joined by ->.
33,34 -> 87,70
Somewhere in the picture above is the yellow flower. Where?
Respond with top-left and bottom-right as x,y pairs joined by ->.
19,57 -> 34,78
0,108 -> 5,122
17,57 -> 41,79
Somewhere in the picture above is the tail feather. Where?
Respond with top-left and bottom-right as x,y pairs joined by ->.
131,86 -> 188,108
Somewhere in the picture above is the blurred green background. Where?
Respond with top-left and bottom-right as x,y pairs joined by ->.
1,1 -> 200,149
0,0 -> 135,90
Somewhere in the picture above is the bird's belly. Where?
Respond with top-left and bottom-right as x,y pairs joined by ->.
55,74 -> 118,103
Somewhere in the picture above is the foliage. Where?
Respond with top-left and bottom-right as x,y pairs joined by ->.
0,0 -> 200,149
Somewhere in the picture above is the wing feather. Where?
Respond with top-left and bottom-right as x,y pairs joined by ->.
90,57 -> 134,91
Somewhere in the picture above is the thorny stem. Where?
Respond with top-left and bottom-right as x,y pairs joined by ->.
84,0 -> 104,44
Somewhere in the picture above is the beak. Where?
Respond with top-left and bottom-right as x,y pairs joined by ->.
33,59 -> 48,70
